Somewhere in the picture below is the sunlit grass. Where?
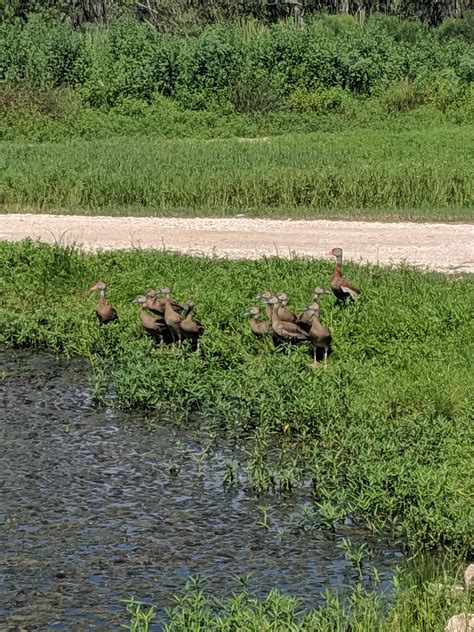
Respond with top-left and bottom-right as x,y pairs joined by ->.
124,558 -> 474,631
1,122 -> 472,221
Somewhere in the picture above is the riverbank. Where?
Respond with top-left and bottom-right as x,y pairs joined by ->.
0,239 -> 472,552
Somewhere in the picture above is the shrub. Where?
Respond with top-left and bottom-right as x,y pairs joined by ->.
287,85 -> 354,114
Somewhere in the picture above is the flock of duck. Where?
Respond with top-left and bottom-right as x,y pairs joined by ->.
90,247 -> 360,368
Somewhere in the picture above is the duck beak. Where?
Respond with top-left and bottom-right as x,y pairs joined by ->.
325,250 -> 333,256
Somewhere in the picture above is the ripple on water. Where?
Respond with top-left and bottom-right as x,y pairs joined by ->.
0,349 -> 404,630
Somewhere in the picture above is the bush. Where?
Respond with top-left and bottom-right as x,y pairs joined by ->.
287,85 -> 354,114
437,10 -> 474,43
1,14 -> 471,111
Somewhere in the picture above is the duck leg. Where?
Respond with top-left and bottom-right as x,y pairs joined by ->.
310,346 -> 319,369
323,347 -> 328,369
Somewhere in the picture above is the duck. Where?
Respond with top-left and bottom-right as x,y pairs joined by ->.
298,286 -> 331,328
265,296 -> 309,351
132,295 -> 171,344
244,306 -> 272,337
275,292 -> 299,324
326,247 -> 360,305
302,303 -> 332,368
180,299 -> 204,349
90,282 -> 119,324
256,290 -> 274,320
159,286 -> 184,346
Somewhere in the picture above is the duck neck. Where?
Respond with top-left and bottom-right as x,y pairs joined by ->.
271,304 -> 280,325
98,289 -> 106,303
334,256 -> 343,277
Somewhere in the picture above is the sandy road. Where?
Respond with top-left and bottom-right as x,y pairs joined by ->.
1,213 -> 472,273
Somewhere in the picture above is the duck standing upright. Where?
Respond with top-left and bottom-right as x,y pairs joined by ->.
302,303 -> 332,369
90,282 -> 119,324
133,295 -> 171,344
298,286 -> 331,329
180,299 -> 204,350
326,248 -> 360,305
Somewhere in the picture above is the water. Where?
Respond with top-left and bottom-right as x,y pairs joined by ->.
0,350 -> 404,630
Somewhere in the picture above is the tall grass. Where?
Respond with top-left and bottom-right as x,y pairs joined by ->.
0,240 -> 472,551
1,123 -> 472,220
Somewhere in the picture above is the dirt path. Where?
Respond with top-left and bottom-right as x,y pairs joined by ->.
1,213 -> 472,272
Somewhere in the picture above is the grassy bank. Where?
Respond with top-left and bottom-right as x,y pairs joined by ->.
0,240 -> 472,552
125,558 -> 474,631
1,121 -> 472,220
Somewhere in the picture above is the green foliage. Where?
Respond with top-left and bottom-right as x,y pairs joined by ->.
123,558 -> 474,630
0,14 -> 472,110
0,241 -> 473,551
0,123 -> 472,220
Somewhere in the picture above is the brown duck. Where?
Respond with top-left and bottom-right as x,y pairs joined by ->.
145,289 -> 184,316
180,299 -> 204,349
133,295 -> 170,344
303,303 -> 332,368
256,290 -> 274,320
266,296 -> 309,350
275,292 -> 299,324
244,306 -> 271,337
298,286 -> 331,328
90,282 -> 119,324
326,247 -> 360,305
160,286 -> 184,346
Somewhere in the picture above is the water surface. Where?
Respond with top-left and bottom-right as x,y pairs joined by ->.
0,350 -> 403,630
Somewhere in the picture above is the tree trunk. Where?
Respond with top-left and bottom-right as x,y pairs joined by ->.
339,0 -> 350,13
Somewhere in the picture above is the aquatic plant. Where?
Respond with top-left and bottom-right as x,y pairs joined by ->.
125,558 -> 474,631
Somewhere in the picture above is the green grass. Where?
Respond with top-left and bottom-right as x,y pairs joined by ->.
123,559 -> 473,632
1,121 -> 472,220
124,558 -> 474,631
0,240 -> 473,552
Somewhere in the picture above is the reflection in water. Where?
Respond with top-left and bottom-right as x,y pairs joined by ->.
0,350 -> 403,630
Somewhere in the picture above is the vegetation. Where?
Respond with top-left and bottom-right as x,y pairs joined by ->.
124,559 -> 474,630
1,240 -> 472,552
1,13 -> 472,218
1,122 -> 471,220
2,0 -> 472,31
1,14 -> 472,112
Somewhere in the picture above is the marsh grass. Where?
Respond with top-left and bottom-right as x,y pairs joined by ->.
0,240 -> 473,550
125,557 -> 474,631
0,122 -> 472,220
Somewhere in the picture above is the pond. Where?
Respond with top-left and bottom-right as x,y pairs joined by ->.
0,350 -> 404,630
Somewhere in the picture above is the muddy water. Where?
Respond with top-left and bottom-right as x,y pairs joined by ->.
0,350 -> 404,630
